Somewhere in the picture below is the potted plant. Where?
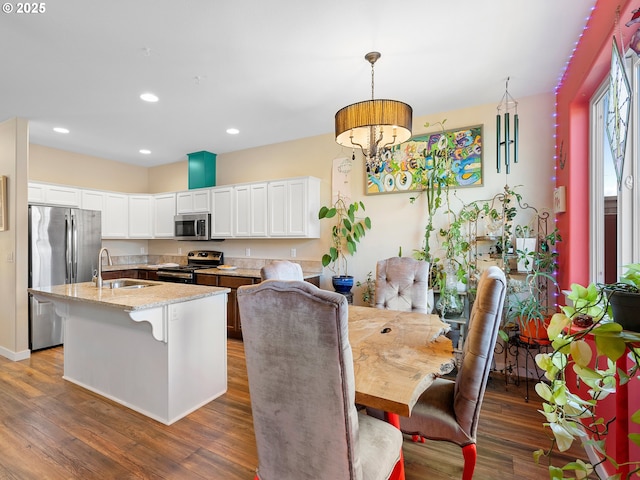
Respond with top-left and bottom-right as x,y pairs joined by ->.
603,262 -> 640,331
505,227 -> 561,344
356,271 -> 376,307
318,194 -> 372,293
515,224 -> 537,273
533,264 -> 640,478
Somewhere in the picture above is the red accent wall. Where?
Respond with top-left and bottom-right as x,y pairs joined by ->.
555,0 -> 636,289
557,1 -> 640,476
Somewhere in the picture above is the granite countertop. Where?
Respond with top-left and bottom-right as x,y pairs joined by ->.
29,281 -> 230,311
195,267 -> 320,280
103,264 -> 164,272
102,263 -> 321,280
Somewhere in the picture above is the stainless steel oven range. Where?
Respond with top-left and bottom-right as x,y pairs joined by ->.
156,250 -> 224,284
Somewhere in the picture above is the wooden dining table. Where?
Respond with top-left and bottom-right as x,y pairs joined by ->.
348,305 -> 456,480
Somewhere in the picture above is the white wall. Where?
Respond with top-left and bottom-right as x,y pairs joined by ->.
0,118 -> 30,360
30,144 -> 149,193
146,93 -> 556,297
25,92 -> 556,303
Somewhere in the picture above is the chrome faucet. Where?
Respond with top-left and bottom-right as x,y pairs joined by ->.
96,247 -> 112,288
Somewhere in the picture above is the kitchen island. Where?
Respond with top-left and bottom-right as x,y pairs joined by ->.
29,280 -> 230,425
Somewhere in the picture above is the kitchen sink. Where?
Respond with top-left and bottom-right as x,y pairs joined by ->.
104,279 -> 158,289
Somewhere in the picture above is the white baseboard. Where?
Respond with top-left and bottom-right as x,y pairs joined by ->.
0,345 -> 31,361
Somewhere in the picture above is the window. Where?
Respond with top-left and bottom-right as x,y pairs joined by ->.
590,49 -> 640,282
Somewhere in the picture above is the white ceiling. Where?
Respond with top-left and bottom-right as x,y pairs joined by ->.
0,0 -> 596,167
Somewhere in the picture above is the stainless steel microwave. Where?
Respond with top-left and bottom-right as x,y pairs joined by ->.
174,213 -> 210,240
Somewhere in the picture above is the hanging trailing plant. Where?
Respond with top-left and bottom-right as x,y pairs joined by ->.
533,264 -> 640,478
409,119 -> 456,286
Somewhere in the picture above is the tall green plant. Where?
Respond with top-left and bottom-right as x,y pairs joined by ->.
318,194 -> 371,276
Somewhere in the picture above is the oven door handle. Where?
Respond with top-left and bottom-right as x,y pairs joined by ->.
157,271 -> 193,280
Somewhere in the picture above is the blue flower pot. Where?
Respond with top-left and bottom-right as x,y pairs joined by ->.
332,275 -> 354,293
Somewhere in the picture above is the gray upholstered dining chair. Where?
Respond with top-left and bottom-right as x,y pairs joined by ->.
260,260 -> 304,281
237,280 -> 404,480
392,266 -> 506,480
374,257 -> 430,313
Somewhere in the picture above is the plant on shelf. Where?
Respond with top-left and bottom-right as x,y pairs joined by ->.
533,263 -> 640,479
318,194 -> 372,293
503,227 -> 562,345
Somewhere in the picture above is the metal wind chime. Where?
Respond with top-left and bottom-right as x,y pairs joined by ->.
496,77 -> 519,173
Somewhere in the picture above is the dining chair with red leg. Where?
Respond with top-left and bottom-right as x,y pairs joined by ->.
237,279 -> 404,480
397,266 -> 506,480
367,266 -> 506,480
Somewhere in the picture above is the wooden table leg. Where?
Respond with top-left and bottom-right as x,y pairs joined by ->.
385,412 -> 406,480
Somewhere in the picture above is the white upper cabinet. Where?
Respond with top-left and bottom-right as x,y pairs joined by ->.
153,193 -> 176,238
81,189 -> 105,212
210,187 -> 233,238
176,189 -> 210,214
103,192 -> 129,238
81,189 -> 129,239
28,182 -> 80,207
28,176 -> 320,240
268,177 -> 320,237
128,195 -> 153,238
234,183 -> 268,237
267,181 -> 287,236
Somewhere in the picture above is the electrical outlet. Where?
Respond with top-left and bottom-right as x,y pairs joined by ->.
291,248 -> 296,258
178,247 -> 182,254
140,247 -> 146,254
245,248 -> 251,257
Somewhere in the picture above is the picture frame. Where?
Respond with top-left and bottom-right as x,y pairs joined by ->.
365,124 -> 483,195
0,175 -> 6,231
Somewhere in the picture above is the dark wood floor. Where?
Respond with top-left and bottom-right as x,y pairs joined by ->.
0,340 -> 591,479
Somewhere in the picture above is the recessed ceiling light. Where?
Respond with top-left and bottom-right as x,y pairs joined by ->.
139,149 -> 151,155
140,93 -> 159,102
53,127 -> 69,134
226,128 -> 240,135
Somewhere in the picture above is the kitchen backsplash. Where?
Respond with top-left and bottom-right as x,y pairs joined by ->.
108,255 -> 323,273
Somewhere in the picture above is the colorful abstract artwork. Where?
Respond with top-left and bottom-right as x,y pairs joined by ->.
365,125 -> 483,194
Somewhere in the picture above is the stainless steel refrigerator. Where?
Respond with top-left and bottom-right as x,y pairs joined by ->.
28,205 -> 102,350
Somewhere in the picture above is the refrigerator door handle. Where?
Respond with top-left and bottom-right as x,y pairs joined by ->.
71,212 -> 78,282
65,215 -> 72,283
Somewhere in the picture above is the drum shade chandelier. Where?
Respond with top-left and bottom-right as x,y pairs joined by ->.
335,52 -> 412,161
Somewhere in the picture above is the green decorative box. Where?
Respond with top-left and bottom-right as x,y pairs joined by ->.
188,151 -> 216,189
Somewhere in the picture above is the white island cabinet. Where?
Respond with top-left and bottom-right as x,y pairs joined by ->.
29,281 -> 229,425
